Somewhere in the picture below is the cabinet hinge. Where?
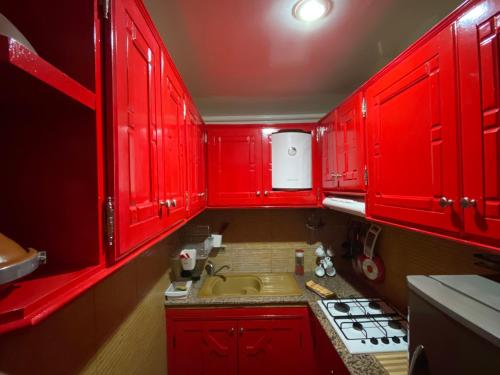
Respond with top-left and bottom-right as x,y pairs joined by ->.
99,0 -> 110,20
361,97 -> 367,118
183,100 -> 187,120
105,196 -> 115,247
364,165 -> 368,186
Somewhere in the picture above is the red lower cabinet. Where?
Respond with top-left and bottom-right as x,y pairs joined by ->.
311,314 -> 349,375
166,307 -> 315,375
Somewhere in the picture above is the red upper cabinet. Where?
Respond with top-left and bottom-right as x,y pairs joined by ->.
320,111 -> 338,191
261,125 -> 319,206
207,126 -> 263,206
207,124 -> 319,207
320,92 -> 366,194
365,23 -> 461,234
159,55 -> 187,228
335,92 -> 366,192
456,0 -> 500,247
106,0 -> 164,260
186,104 -> 207,215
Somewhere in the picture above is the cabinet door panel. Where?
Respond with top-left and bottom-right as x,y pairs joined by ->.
207,127 -> 263,206
187,106 -> 207,215
321,112 -> 339,190
366,24 -> 460,233
168,320 -> 238,375
159,58 -> 186,227
457,0 -> 500,246
261,127 -> 318,206
238,319 -> 306,375
336,92 -> 366,192
109,0 -> 163,260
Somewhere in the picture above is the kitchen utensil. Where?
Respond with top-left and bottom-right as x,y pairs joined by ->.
325,265 -> 336,277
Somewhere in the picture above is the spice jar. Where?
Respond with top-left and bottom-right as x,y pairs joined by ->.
295,249 -> 304,275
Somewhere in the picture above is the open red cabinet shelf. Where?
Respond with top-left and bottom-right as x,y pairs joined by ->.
0,36 -> 96,110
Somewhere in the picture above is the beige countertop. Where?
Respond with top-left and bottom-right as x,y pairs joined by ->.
165,272 -> 406,375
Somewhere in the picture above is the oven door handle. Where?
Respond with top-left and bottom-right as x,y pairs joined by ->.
408,344 -> 425,375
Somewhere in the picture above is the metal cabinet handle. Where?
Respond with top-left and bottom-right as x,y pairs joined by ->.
239,327 -> 244,335
256,191 -> 261,197
264,191 -> 269,197
460,197 -> 476,208
171,199 -> 177,208
160,199 -> 171,208
438,197 -> 454,208
409,345 -> 425,375
332,173 -> 343,178
229,328 -> 235,335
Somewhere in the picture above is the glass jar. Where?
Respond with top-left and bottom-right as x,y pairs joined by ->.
295,249 -> 304,275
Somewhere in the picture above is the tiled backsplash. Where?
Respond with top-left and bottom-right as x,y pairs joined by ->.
208,242 -> 319,273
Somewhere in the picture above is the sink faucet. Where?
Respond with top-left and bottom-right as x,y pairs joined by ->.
205,261 -> 230,280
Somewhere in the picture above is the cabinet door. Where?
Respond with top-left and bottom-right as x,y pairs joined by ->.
107,0 -> 163,260
261,127 -> 318,206
310,314 -> 349,375
207,127 -> 263,206
321,112 -> 339,191
366,24 -> 460,233
159,56 -> 186,227
457,0 -> 500,246
168,320 -> 238,375
186,106 -> 207,215
238,318 -> 307,375
336,92 -> 366,192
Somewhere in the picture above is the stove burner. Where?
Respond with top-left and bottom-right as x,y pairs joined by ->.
334,302 -> 350,313
392,337 -> 400,344
368,301 -> 381,311
388,320 -> 403,330
381,337 -> 390,344
352,322 -> 363,331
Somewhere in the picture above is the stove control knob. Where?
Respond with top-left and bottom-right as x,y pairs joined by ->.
392,336 -> 401,344
381,337 -> 390,344
370,338 -> 378,345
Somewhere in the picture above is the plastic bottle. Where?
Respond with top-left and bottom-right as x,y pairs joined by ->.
295,249 -> 304,275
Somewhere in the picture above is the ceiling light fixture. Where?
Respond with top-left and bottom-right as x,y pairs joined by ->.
293,0 -> 331,22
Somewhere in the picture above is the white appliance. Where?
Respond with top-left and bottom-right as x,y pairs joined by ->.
271,131 -> 312,190
407,275 -> 500,374
318,297 -> 408,354
322,196 -> 365,217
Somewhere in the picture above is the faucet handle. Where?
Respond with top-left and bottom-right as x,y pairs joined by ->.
205,260 -> 215,275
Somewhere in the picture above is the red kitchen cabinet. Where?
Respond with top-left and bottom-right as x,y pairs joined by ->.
335,92 -> 366,193
207,127 -> 263,206
320,92 -> 366,194
166,307 -> 314,375
456,0 -> 500,247
159,55 -> 187,228
167,319 -> 238,375
208,125 -> 319,207
238,318 -> 308,375
365,23 -> 461,234
261,125 -> 319,206
310,313 -> 349,375
106,0 -> 164,260
320,111 -> 339,191
187,103 -> 207,215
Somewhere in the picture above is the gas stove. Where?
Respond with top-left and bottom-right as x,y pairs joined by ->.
318,297 -> 408,354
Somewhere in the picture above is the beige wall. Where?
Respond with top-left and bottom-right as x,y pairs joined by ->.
0,233 -> 179,375
190,209 -> 496,313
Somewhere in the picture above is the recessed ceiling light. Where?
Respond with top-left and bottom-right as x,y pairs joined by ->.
293,0 -> 331,22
